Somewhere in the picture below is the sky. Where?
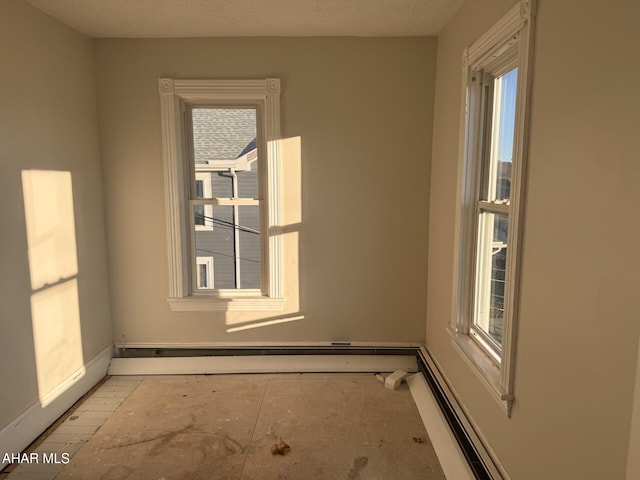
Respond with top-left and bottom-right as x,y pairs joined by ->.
497,67 -> 518,163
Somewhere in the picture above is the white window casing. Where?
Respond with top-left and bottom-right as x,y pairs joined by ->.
159,78 -> 284,312
451,0 -> 536,416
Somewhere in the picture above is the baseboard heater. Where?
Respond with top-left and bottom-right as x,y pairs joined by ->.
415,348 -> 495,480
113,345 -> 415,358
111,344 -> 497,479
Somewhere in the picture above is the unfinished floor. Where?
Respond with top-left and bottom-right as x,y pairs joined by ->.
7,374 -> 446,479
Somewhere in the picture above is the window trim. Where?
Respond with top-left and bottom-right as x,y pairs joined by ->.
451,0 -> 536,416
159,78 -> 283,312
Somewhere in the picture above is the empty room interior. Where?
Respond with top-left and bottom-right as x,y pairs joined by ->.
1,0 -> 639,479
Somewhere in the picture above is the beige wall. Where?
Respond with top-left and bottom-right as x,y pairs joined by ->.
0,0 -> 111,429
94,37 -> 436,345
426,0 -> 640,478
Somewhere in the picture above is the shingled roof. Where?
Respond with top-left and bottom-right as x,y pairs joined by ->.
192,108 -> 257,163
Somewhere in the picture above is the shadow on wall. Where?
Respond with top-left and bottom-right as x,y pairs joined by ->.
21,170 -> 85,408
224,136 -> 304,333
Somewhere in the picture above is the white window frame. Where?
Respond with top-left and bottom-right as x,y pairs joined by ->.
451,0 -> 536,416
193,171 -> 213,232
159,78 -> 284,312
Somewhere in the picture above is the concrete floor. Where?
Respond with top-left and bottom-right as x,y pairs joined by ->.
9,374 -> 446,480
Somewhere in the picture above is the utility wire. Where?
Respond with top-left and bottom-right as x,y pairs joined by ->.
195,246 -> 260,264
195,213 -> 259,235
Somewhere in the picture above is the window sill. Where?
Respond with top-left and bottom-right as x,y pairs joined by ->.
168,296 -> 285,312
447,328 -> 513,416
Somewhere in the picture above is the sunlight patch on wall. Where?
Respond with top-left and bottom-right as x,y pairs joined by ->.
226,315 -> 305,333
22,170 -> 78,290
279,136 -> 302,312
30,279 -> 85,407
225,136 -> 302,329
22,170 -> 84,407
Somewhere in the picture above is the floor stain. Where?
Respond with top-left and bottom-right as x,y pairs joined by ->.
108,416 -> 197,455
347,456 -> 368,480
198,433 -> 245,458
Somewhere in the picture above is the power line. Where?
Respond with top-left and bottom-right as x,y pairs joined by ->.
194,213 -> 259,235
195,246 -> 260,264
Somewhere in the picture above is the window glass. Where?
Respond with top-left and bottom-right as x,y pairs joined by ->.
194,205 -> 205,226
193,205 -> 261,290
191,107 -> 262,290
198,263 -> 208,288
191,108 -> 258,199
194,205 -> 235,289
238,205 -> 261,289
486,68 -> 518,202
474,212 -> 508,346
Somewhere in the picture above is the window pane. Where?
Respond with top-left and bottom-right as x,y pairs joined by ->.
238,206 -> 261,289
192,108 -> 258,199
194,205 -> 205,226
199,263 -> 208,288
193,205 -> 261,290
194,205 -> 234,289
486,67 -> 517,202
474,211 -> 508,346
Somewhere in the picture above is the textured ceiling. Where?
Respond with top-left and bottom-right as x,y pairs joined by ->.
25,0 -> 465,38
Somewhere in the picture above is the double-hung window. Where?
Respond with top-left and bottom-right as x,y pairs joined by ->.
159,78 -> 283,312
453,0 -> 535,415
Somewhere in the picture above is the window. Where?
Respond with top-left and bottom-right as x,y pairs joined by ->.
190,108 -> 261,289
452,0 -> 535,415
196,256 -> 214,290
159,78 -> 283,311
194,172 -> 213,231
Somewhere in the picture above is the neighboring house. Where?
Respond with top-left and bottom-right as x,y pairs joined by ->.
192,108 -> 261,290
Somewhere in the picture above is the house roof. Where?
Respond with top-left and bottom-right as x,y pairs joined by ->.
192,108 -> 256,164
236,137 -> 257,159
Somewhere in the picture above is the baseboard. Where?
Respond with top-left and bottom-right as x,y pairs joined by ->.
113,344 -> 417,359
108,354 -> 418,375
114,341 -> 420,349
0,345 -> 112,466
407,373 -> 475,479
419,346 -> 509,480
